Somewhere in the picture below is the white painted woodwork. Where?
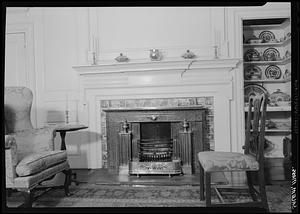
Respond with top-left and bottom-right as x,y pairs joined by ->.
5,3 -> 290,168
73,58 -> 241,168
5,33 -> 26,87
5,22 -> 37,128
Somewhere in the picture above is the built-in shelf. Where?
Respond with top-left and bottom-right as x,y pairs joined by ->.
243,37 -> 291,47
265,155 -> 284,158
244,79 -> 291,83
250,129 -> 291,133
245,106 -> 291,112
265,129 -> 291,133
243,20 -> 290,30
244,57 -> 291,66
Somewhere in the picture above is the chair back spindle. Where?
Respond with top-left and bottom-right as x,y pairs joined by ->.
244,94 -> 267,163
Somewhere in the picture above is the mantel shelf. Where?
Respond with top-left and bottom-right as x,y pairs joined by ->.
73,58 -> 242,75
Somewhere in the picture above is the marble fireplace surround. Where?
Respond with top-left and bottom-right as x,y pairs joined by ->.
73,58 -> 242,168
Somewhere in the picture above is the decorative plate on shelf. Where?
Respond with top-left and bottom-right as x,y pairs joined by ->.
244,84 -> 268,104
265,65 -> 281,79
269,89 -> 291,107
259,30 -> 276,43
244,49 -> 260,62
244,66 -> 262,80
263,48 -> 280,61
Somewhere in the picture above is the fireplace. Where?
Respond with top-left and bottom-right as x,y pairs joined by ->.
139,122 -> 173,162
73,58 -> 242,169
104,107 -> 206,176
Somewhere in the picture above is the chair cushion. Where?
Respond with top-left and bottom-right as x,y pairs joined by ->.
16,150 -> 67,177
197,151 -> 259,172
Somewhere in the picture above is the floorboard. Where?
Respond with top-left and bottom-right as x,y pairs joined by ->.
73,169 -> 228,186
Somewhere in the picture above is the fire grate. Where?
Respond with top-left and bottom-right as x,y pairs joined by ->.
139,139 -> 173,162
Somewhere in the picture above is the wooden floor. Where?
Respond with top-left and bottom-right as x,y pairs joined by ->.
72,169 -> 228,186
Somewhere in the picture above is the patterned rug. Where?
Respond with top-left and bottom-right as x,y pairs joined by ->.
6,183 -> 290,212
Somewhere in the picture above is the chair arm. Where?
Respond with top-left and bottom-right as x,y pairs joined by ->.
9,127 -> 57,154
5,135 -> 18,187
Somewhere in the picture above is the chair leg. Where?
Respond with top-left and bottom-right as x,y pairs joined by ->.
63,169 -> 72,196
19,189 -> 33,208
246,171 -> 258,201
258,169 -> 269,212
205,172 -> 211,206
199,164 -> 205,201
6,189 -> 13,197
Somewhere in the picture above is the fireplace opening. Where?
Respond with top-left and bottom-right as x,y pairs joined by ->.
139,122 -> 173,162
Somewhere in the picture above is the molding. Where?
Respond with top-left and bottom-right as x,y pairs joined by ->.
73,58 -> 241,75
6,23 -> 37,128
6,7 -> 31,14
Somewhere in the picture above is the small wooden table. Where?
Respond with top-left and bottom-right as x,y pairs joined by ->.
55,124 -> 88,185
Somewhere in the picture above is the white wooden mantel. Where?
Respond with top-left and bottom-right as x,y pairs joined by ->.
73,58 -> 242,168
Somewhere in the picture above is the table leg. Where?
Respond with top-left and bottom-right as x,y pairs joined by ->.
59,131 -> 79,185
60,132 -> 67,150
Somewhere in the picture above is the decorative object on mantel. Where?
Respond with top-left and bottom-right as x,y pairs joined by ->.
268,89 -> 291,107
149,49 -> 163,61
182,50 -> 196,59
115,53 -> 129,62
259,30 -> 276,43
265,65 -> 281,79
244,65 -> 262,80
244,49 -> 260,62
263,47 -> 280,61
213,45 -> 219,59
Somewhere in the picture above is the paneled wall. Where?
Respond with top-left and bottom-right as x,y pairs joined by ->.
5,3 -> 291,168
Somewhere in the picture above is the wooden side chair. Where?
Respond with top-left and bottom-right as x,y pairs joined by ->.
197,94 -> 269,211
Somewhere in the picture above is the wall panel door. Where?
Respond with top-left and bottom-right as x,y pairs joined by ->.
5,33 -> 27,86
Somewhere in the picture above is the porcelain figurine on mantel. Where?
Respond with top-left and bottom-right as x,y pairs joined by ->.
182,50 -> 196,59
115,53 -> 129,62
149,49 -> 163,61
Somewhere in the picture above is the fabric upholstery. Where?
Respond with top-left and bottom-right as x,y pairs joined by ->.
12,161 -> 70,189
197,151 -> 259,172
5,87 -> 34,133
4,86 -> 70,195
5,135 -> 18,187
10,127 -> 56,161
16,150 -> 67,177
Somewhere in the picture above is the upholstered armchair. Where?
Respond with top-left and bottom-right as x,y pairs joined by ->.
4,86 -> 71,207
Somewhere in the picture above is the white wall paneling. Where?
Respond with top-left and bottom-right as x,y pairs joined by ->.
92,7 -> 229,61
5,4 -> 290,168
5,22 -> 37,127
